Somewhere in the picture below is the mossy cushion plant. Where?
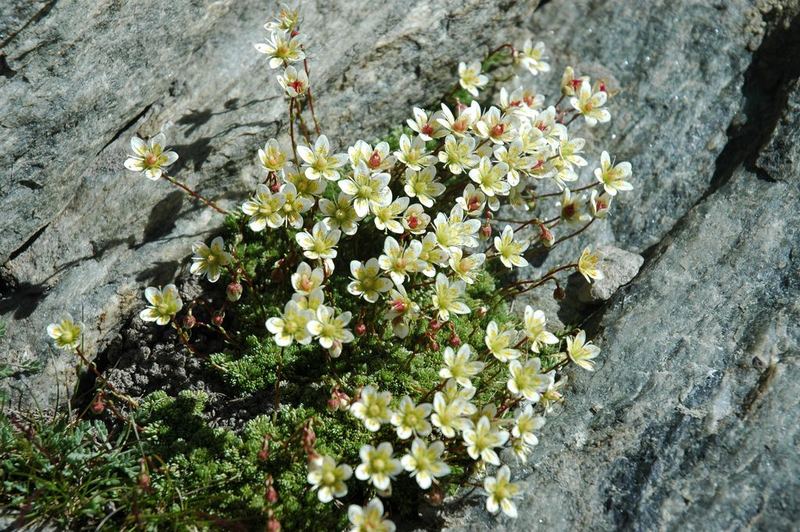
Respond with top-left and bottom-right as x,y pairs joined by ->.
5,5 -> 637,530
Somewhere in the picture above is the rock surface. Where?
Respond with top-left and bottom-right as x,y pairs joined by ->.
0,0 -> 538,406
440,0 -> 800,530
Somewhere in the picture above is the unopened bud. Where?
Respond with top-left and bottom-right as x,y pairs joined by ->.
476,305 -> 488,318
266,485 -> 279,504
258,447 -> 269,462
480,224 -> 492,239
425,485 -> 445,506
539,224 -> 555,247
138,472 -> 151,489
449,334 -> 461,347
267,517 -> 282,532
226,282 -> 243,302
182,314 -> 197,329
212,313 -> 225,327
355,322 -> 366,336
269,181 -> 281,193
91,398 -> 105,415
429,319 -> 442,332
429,340 -> 440,352
553,285 -> 566,300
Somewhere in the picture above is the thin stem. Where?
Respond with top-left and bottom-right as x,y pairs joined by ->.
161,174 -> 228,215
75,348 -> 139,409
536,181 -> 601,199
303,58 -> 322,135
553,218 -> 595,247
288,98 -> 299,165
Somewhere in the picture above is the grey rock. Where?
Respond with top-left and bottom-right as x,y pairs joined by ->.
440,1 -> 800,530
578,246 -> 644,302
0,0 -> 539,407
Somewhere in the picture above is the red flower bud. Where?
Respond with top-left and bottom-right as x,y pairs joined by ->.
480,224 -> 492,238
355,322 -> 367,336
429,319 -> 442,332
449,334 -> 461,347
182,314 -> 197,329
553,285 -> 566,300
258,448 -> 269,462
267,518 -> 282,532
226,282 -> 243,302
212,313 -> 225,327
266,485 -> 279,504
138,472 -> 151,489
91,398 -> 105,415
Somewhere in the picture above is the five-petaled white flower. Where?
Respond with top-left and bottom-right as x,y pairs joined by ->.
404,166 -> 445,208
298,135 -> 348,181
469,156 -> 511,198
47,314 -> 82,351
379,237 -> 422,286
355,442 -> 402,491
578,247 -> 604,283
594,151 -> 633,196
448,248 -> 485,285
266,300 -> 314,346
519,40 -> 550,75
522,306 -> 559,353
395,134 -> 437,170
485,320 -> 522,362
307,455 -> 352,503
407,107 -> 445,141
391,396 -> 432,439
463,415 -> 509,465
439,344 -> 485,388
349,140 -> 396,173
319,192 -> 361,235
590,189 -> 613,219
140,285 -> 183,326
571,80 -> 611,126
291,261 -> 325,295
401,439 -> 451,489
438,134 -> 480,174
373,196 -> 409,234
507,358 -> 554,402
567,329 -> 601,370
278,182 -> 315,229
484,465 -> 521,518
255,30 -> 305,69
402,204 -> 431,235
124,134 -> 178,180
458,61 -> 489,97
431,391 -> 471,439
190,236 -> 232,283
277,65 -> 309,97
258,138 -> 288,173
494,225 -> 529,269
339,164 -> 392,217
512,404 -> 545,446
241,184 -> 286,231
351,385 -> 393,432
307,305 -> 354,357
432,273 -> 470,322
347,498 -> 396,532
348,258 -> 393,303
296,221 -> 341,260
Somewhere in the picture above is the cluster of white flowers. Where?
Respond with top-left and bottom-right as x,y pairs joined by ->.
44,6 -> 634,528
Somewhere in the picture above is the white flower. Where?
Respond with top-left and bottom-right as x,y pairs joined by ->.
319,192 -> 361,235
567,330 -> 601,370
124,133 -> 178,180
307,455 -> 352,503
456,183 -> 487,217
254,30 -> 305,69
140,284 -> 183,326
266,300 -> 314,346
507,358 -> 554,402
512,404 -> 545,446
463,415 -> 509,465
283,163 -> 326,199
417,232 -> 449,276
557,129 -> 588,169
578,246 -> 604,283
339,164 -> 392,217
590,189 -> 613,219
378,236 -> 422,286
391,396 -> 432,439
241,184 -> 286,231
297,135 -> 348,181
475,106 -> 515,144
291,261 -> 325,295
348,498 -> 396,532
355,442 -> 402,491
484,465 -> 521,518
407,107 -> 445,141
350,385 -> 393,432
401,439 -> 451,489
292,286 -> 325,313
448,248 -> 485,285
519,40 -> 550,75
190,236 -> 232,283
277,65 -> 309,97
279,182 -> 314,229
264,6 -> 299,33
485,321 -> 521,362
432,273 -> 470,322
439,344 -> 485,388
307,305 -> 354,357
373,196 -> 409,234
570,80 -> 611,126
431,391 -> 471,439
494,225 -> 529,269
560,66 -> 588,96
438,134 -> 479,175
349,140 -> 396,172
522,306 -> 559,353
493,140 -> 534,186
47,314 -> 82,351
395,134 -> 437,170
469,156 -> 510,198
296,221 -> 341,260
401,204 -> 431,235
348,259 -> 393,303
437,101 -> 481,137
458,61 -> 489,97
385,285 -> 420,338
258,138 -> 288,173
594,151 -> 633,196
558,188 -> 591,225
403,166 -> 445,208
